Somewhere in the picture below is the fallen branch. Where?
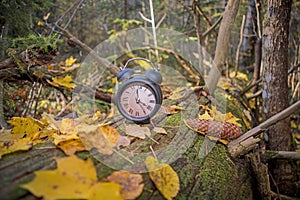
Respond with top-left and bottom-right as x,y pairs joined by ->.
264,150 -> 300,160
59,29 -> 119,76
228,100 -> 300,157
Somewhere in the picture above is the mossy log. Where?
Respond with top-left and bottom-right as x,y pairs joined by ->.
0,86 -> 255,199
0,134 -> 253,199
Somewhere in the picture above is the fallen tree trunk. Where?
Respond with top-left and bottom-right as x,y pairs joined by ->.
0,137 -> 253,200
0,89 -> 254,199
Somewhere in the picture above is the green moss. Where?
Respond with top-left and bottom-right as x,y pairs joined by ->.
166,112 -> 182,126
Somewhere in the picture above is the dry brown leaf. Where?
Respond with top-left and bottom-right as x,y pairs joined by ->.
106,171 -> 144,199
153,127 -> 167,135
125,124 -> 151,139
162,105 -> 184,115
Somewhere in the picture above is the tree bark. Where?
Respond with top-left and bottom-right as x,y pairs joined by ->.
262,0 -> 297,196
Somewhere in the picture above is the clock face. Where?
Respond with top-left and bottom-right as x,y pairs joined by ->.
118,82 -> 158,120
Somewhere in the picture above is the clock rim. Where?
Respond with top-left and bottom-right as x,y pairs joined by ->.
116,77 -> 162,123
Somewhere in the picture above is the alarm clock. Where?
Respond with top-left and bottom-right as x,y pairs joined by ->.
116,57 -> 163,123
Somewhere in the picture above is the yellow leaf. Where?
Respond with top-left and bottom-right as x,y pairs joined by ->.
210,106 -> 226,122
48,75 -> 75,89
65,56 -> 77,67
198,111 -> 212,120
230,71 -> 249,81
78,125 -> 114,155
99,125 -> 120,146
145,156 -> 179,200
59,118 -> 77,135
8,117 -> 45,137
89,182 -> 123,200
106,171 -> 144,199
0,138 -> 32,158
22,155 -> 98,200
53,118 -> 79,145
57,139 -> 86,155
37,21 -> 44,26
224,112 -> 241,127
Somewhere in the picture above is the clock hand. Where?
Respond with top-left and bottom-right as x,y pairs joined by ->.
138,102 -> 147,114
136,88 -> 140,103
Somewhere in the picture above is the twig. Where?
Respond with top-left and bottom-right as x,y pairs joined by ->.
33,83 -> 43,118
155,13 -> 167,29
246,90 -> 262,100
240,78 -> 261,96
139,0 -> 159,62
265,150 -> 300,160
195,4 -> 218,36
152,46 -> 200,81
234,15 -> 245,76
57,28 -> 119,76
202,15 -> 223,38
254,0 -> 262,39
150,145 -> 158,160
113,149 -> 134,165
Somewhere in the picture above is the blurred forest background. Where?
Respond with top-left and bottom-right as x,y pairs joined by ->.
1,0 -> 300,199
0,0 -> 299,124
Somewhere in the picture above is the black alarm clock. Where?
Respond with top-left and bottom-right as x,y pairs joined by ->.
116,57 -> 163,123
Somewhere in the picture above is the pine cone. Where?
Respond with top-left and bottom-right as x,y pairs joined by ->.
185,119 -> 242,140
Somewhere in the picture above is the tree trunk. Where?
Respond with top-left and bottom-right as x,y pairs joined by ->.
262,0 -> 297,196
0,139 -> 253,200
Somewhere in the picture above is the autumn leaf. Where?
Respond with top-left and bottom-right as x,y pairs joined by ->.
116,135 -> 131,149
47,75 -> 76,89
21,155 -> 105,200
8,117 -> 45,138
53,118 -> 79,145
145,156 -> 179,200
89,182 -> 123,200
162,105 -> 184,115
200,106 -> 241,127
37,21 -> 44,26
153,127 -> 167,135
106,171 -> 144,199
99,125 -> 120,146
57,139 -> 86,155
199,111 -> 212,120
125,124 -> 151,139
0,138 -> 32,159
43,12 -> 51,20
78,125 -> 114,155
65,56 -> 77,67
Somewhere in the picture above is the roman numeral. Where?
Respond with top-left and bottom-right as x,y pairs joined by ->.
129,108 -> 133,114
147,105 -> 153,111
149,100 -> 155,103
135,111 -> 139,116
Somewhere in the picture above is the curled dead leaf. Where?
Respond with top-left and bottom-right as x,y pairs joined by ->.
106,171 -> 144,199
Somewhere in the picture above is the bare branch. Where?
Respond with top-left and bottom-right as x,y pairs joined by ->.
228,100 -> 300,157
